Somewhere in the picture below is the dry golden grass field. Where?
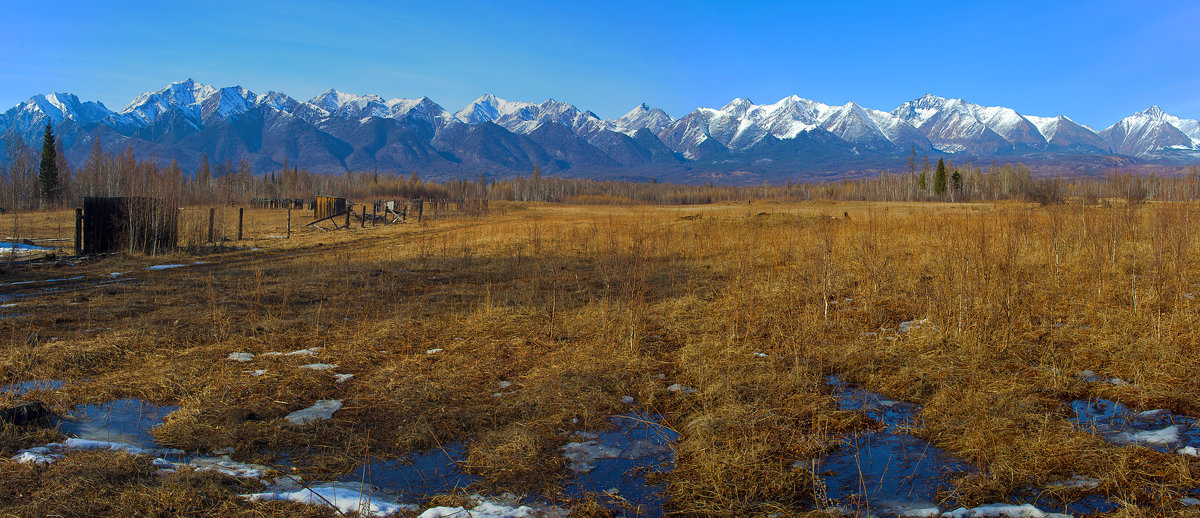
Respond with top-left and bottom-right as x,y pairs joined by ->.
1,200 -> 1199,517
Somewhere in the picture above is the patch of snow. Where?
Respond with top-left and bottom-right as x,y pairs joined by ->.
0,242 -> 55,253
753,352 -> 768,358
497,381 -> 512,389
1178,446 -> 1199,456
419,501 -> 560,518
285,400 -> 343,425
250,369 -> 267,376
898,318 -> 929,333
425,348 -> 443,355
284,347 -> 321,356
1045,475 -> 1101,491
333,373 -> 354,383
667,383 -> 697,395
189,456 -> 273,478
561,440 -> 622,473
899,508 -> 942,518
145,264 -> 186,270
1110,425 -> 1182,447
227,352 -> 254,362
300,363 -> 337,370
621,396 -> 635,405
12,447 -> 61,464
1182,497 -> 1200,506
243,483 -> 417,517
939,503 -> 1071,517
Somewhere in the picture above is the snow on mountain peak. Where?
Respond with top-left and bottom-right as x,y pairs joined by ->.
608,102 -> 673,136
1142,106 -> 1166,119
455,94 -> 535,124
119,78 -> 219,124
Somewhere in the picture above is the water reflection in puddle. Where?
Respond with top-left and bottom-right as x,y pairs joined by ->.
1,379 -> 65,396
562,413 -> 677,516
58,398 -> 178,450
808,377 -> 967,516
1069,398 -> 1199,452
339,443 -> 480,500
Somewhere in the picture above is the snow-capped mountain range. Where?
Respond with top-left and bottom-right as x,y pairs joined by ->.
1,79 -> 1197,181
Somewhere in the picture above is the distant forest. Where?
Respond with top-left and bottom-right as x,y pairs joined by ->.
3,134 -> 1199,211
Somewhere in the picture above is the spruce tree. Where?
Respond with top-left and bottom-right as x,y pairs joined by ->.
934,157 -> 948,196
918,170 -> 927,191
38,123 -> 59,205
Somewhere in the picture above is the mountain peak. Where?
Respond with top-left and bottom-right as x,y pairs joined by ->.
1142,105 -> 1165,119
721,98 -> 754,114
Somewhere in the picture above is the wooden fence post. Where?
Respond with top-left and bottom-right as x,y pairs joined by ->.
372,204 -> 377,227
74,207 -> 83,256
238,208 -> 244,241
208,208 -> 215,243
345,208 -> 351,229
361,205 -> 366,228
287,208 -> 291,239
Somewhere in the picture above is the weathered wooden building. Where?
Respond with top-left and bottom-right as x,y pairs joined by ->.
313,196 -> 347,220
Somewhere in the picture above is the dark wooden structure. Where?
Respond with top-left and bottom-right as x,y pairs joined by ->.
314,196 -> 347,220
82,196 -> 178,255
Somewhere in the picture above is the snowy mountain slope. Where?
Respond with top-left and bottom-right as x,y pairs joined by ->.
6,79 -> 1200,178
606,103 -> 673,136
454,94 -> 536,124
891,95 -> 1015,154
121,78 -> 219,126
1026,115 -> 1109,152
1101,106 -> 1198,156
491,99 -> 604,136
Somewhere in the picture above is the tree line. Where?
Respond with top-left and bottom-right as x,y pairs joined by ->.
2,131 -> 1199,212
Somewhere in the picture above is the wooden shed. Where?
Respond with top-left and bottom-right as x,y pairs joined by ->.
83,196 -> 178,255
313,196 -> 347,220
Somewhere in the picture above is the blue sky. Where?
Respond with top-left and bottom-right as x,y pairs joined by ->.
2,0 -> 1197,129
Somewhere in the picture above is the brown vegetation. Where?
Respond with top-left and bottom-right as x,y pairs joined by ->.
1,198 -> 1199,516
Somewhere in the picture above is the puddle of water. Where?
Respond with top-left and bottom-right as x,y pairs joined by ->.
562,413 -> 677,516
58,398 -> 178,450
339,443 -> 480,500
1069,398 -> 1197,452
809,377 -> 968,516
1,379 -> 65,397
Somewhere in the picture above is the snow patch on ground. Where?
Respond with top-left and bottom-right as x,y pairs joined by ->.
940,503 -> 1071,517
1045,475 -> 1101,491
227,352 -> 254,362
285,347 -> 322,356
243,483 -> 417,517
898,318 -> 929,333
425,348 -> 443,355
1110,425 -> 1181,447
666,383 -> 696,394
300,363 -> 337,370
285,400 -> 343,425
145,264 -> 187,270
419,500 -> 566,518
561,439 -> 622,473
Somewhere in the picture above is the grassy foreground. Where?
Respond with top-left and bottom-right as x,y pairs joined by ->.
1,200 -> 1199,517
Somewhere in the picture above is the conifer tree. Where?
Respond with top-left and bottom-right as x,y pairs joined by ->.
934,157 -> 948,196
918,170 -> 927,191
38,123 -> 59,205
